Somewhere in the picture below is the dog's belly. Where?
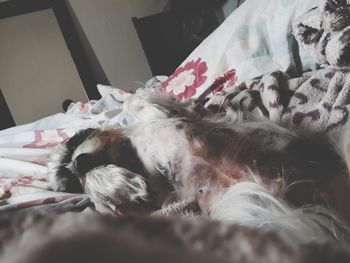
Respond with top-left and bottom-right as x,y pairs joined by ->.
185,155 -> 350,224
129,118 -> 350,222
185,126 -> 350,221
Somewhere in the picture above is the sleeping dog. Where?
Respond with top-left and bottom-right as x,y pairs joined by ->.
47,93 -> 350,244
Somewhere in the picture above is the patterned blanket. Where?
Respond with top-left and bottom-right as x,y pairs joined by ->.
206,67 -> 350,133
292,0 -> 350,67
1,0 -> 350,217
202,0 -> 350,171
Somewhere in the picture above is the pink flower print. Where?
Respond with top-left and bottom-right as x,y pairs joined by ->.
32,156 -> 49,165
0,178 -> 16,193
118,88 -> 128,95
79,102 -> 90,113
23,129 -> 69,149
43,197 -> 56,204
166,70 -> 196,95
209,69 -> 237,94
18,176 -> 34,185
161,58 -> 208,100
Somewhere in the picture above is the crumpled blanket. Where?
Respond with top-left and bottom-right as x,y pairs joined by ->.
206,67 -> 350,133
2,0 -> 350,218
204,0 -> 350,144
292,0 -> 350,67
0,84 -> 134,213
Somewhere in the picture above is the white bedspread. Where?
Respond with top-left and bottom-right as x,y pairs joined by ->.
0,85 -> 134,211
2,0 -> 348,213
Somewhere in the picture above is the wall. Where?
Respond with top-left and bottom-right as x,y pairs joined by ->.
0,9 -> 88,125
68,0 -> 167,91
0,0 -> 240,125
0,0 -> 167,125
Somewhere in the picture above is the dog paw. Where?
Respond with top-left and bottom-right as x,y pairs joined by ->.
84,165 -> 149,205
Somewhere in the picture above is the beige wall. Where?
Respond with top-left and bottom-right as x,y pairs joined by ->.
68,0 -> 167,91
0,1 -> 167,125
0,9 -> 88,125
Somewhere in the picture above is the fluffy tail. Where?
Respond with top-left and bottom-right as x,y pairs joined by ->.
210,181 -> 350,246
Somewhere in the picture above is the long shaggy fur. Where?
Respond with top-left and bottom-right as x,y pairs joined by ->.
1,212 -> 350,263
47,92 -> 350,246
211,181 -> 350,245
85,165 -> 149,205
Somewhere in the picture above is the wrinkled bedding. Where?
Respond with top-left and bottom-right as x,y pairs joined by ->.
0,85 -> 134,213
0,76 -> 167,213
1,0 -> 350,215
206,68 -> 350,132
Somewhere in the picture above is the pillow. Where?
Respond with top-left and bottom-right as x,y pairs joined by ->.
160,0 -> 322,100
292,0 -> 350,67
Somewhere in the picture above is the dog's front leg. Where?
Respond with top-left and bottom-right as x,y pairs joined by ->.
83,165 -> 150,207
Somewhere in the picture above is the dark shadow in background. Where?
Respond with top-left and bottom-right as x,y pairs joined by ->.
66,1 -> 111,87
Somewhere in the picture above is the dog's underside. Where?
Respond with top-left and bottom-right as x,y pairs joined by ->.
47,94 -> 350,244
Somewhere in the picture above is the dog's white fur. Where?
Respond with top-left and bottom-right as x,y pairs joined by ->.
124,93 -> 350,245
85,165 -> 149,205
211,181 -> 350,244
48,92 -> 350,246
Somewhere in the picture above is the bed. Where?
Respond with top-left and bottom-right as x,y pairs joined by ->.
0,0 -> 350,224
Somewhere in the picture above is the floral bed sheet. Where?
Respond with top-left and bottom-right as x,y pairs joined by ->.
0,85 -> 134,213
0,0 -> 333,213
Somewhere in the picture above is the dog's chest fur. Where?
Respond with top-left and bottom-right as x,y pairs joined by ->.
129,117 -> 349,215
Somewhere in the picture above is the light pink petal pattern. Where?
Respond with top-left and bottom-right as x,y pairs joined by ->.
209,69 -> 237,94
23,129 -> 69,149
79,102 -> 90,113
161,58 -> 208,100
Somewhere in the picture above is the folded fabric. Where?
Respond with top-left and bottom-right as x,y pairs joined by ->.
293,0 -> 350,67
209,67 -> 349,128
